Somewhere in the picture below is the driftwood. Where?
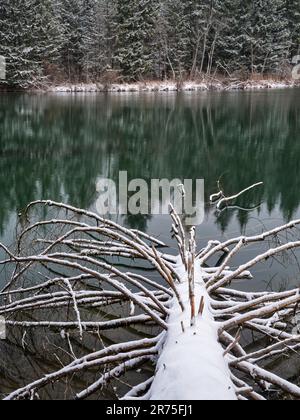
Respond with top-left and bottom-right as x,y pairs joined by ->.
0,194 -> 300,400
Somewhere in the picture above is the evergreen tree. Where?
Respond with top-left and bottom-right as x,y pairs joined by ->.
0,0 -> 299,86
114,0 -> 158,80
214,0 -> 242,75
202,0 -> 230,76
81,0 -> 116,81
238,0 -> 291,75
59,0 -> 86,81
286,0 -> 300,56
161,0 -> 229,77
0,0 -> 62,88
179,0 -> 208,75
158,0 -> 187,77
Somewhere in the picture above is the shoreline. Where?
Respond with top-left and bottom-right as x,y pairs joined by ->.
48,79 -> 299,94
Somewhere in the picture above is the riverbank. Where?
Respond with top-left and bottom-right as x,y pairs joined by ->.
48,79 -> 299,93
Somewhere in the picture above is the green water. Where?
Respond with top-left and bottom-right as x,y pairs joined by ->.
0,90 -> 300,227
0,90 -> 300,278
1,90 -> 300,285
1,90 -> 300,397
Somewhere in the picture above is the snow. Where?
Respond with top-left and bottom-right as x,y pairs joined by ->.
48,80 -> 297,94
243,80 -> 295,90
49,81 -> 207,93
51,84 -> 100,93
147,257 -> 237,401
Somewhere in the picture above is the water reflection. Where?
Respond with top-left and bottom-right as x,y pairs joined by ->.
0,91 -> 300,236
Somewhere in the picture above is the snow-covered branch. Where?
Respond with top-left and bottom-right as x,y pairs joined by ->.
1,199 -> 300,400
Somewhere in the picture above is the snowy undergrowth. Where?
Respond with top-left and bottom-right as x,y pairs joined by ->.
147,257 -> 237,401
48,80 -> 298,94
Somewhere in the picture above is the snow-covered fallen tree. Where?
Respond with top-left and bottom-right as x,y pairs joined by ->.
1,196 -> 300,400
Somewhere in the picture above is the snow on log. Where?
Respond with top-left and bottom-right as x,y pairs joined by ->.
148,258 -> 237,400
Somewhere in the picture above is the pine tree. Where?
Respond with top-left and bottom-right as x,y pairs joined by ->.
81,0 -> 116,81
179,0 -> 208,75
34,0 -> 63,80
238,0 -> 291,75
0,0 -> 62,88
216,0 -> 250,75
161,0 -> 229,78
161,0 -> 208,77
158,0 -> 187,77
80,0 -> 102,81
286,0 -> 300,56
59,0 -> 86,81
114,0 -> 158,80
0,0 -> 299,86
202,0 -> 231,76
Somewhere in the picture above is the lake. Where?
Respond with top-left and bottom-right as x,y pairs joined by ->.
1,89 -> 300,397
1,90 -> 300,289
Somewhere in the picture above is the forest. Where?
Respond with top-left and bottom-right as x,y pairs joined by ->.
0,0 -> 300,89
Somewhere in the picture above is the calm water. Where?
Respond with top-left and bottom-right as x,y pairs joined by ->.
1,90 -> 300,290
1,90 -> 300,397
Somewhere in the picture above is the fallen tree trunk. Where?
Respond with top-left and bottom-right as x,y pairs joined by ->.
147,258 -> 237,400
0,196 -> 300,400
